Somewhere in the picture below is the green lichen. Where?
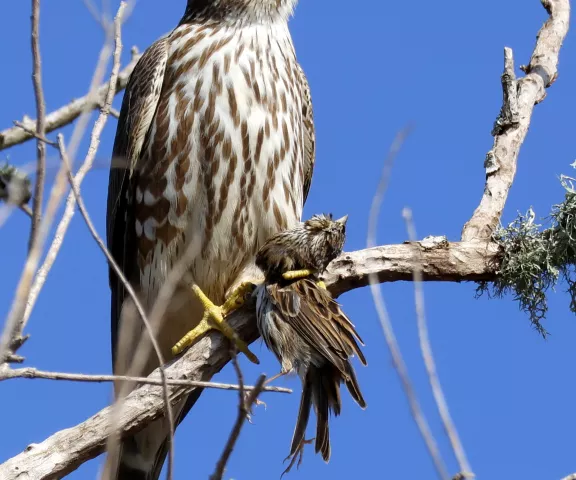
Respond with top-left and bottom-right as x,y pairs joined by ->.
477,169 -> 576,336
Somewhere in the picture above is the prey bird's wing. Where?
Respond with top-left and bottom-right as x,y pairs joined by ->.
106,36 -> 169,362
297,65 -> 315,205
268,279 -> 367,373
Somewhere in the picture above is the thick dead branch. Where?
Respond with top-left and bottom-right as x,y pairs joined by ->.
0,241 -> 501,480
0,48 -> 141,151
325,239 -> 501,297
462,0 -> 570,241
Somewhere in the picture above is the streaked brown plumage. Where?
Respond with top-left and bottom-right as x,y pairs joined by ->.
255,214 -> 367,463
106,0 -> 314,478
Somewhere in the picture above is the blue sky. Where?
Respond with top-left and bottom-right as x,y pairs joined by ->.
1,1 -> 575,479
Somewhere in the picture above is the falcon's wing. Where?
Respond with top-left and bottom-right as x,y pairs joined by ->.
106,37 -> 168,362
267,279 -> 367,373
297,65 -> 315,205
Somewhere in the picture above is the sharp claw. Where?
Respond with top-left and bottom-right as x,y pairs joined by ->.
245,395 -> 267,423
243,348 -> 260,365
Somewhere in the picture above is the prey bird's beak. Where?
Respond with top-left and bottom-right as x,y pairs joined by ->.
336,214 -> 348,225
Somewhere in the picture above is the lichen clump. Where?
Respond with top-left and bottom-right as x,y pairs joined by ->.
477,172 -> 576,336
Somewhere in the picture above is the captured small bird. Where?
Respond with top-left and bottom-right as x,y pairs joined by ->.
254,214 -> 367,464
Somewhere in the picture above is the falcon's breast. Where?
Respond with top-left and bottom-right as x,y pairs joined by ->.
134,21 -> 309,304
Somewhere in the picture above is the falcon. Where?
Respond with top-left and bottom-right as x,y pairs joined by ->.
106,0 -> 315,478
254,214 -> 367,464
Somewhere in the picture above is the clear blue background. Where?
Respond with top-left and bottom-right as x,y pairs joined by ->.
1,1 -> 575,479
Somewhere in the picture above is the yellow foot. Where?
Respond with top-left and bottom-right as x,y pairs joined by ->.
221,281 -> 257,315
171,282 -> 259,364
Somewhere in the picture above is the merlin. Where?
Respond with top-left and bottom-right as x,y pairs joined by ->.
106,0 -> 315,478
254,214 -> 367,464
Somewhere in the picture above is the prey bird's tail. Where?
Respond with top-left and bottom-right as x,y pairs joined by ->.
290,362 -> 366,463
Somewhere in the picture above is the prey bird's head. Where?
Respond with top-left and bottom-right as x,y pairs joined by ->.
302,213 -> 348,267
256,213 -> 348,282
184,0 -> 298,23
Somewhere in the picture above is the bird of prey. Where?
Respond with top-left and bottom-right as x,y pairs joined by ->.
106,0 -> 315,478
254,214 -> 367,464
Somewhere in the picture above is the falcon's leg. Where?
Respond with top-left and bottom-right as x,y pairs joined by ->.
171,282 -> 260,364
282,269 -> 326,289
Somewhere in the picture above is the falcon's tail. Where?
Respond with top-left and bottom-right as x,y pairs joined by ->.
115,389 -> 202,480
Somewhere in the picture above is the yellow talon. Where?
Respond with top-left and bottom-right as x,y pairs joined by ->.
316,280 -> 327,290
171,282 -> 259,364
282,269 -> 316,281
221,281 -> 257,314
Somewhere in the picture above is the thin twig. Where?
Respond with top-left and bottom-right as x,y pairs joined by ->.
0,367 -> 291,393
13,121 -> 58,147
211,353 -> 266,480
56,62 -> 175,480
0,49 -> 141,151
83,0 -> 111,29
20,204 -> 33,217
0,0 -> 127,362
403,208 -> 474,479
0,140 -> 68,364
54,5 -> 172,476
366,127 -> 450,480
29,0 -> 47,254
17,3 -> 132,342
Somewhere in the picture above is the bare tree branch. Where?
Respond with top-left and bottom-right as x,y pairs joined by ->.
0,243 -> 496,480
0,49 -> 141,151
462,0 -> 570,241
324,240 -> 501,296
29,0 -> 47,253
